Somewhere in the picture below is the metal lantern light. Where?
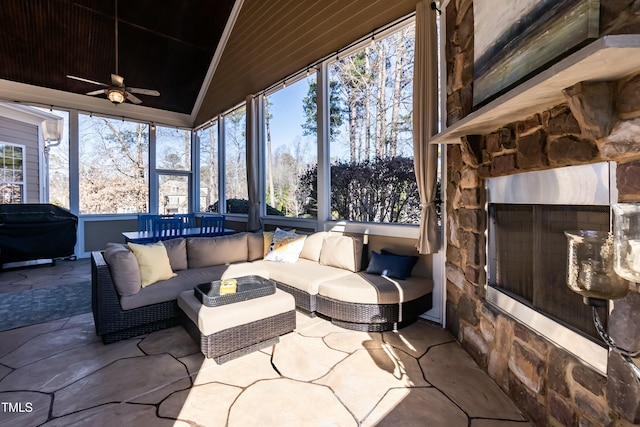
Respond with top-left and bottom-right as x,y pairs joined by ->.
613,203 -> 640,283
564,230 -> 628,305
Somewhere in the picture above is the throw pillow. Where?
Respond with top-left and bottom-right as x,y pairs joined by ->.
103,243 -> 142,296
127,241 -> 177,287
264,228 -> 307,263
366,250 -> 418,280
319,235 -> 363,272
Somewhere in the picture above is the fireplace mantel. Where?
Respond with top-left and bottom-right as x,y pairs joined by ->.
432,35 -> 640,145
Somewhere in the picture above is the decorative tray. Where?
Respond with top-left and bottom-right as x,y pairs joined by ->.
194,275 -> 276,307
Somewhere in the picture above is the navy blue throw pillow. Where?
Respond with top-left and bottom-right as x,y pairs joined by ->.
365,251 -> 418,279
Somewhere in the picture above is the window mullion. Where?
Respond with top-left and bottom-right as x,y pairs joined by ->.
317,62 -> 330,229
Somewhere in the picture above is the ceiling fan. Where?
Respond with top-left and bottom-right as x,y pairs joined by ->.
66,0 -> 159,105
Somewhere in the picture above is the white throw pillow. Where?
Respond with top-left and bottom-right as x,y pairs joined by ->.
264,228 -> 307,263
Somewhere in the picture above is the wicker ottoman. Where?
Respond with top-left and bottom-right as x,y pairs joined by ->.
177,288 -> 296,364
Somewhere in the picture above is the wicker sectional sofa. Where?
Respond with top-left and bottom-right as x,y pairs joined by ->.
91,230 -> 433,343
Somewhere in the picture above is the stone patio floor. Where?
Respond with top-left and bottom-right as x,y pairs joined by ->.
0,260 -> 533,426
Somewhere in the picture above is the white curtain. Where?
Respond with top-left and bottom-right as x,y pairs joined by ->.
246,95 -> 261,231
413,0 -> 439,254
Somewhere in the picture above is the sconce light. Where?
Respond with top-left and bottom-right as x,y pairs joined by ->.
565,215 -> 640,379
613,203 -> 640,284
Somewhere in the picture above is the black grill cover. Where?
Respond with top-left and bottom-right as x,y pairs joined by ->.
0,204 -> 77,263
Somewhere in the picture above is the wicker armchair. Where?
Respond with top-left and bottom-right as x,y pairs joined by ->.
91,251 -> 181,344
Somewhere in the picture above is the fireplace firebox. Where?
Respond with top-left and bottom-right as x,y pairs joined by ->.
486,161 -> 617,373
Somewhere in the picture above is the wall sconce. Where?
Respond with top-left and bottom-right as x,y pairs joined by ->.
613,203 -> 640,284
565,226 -> 640,379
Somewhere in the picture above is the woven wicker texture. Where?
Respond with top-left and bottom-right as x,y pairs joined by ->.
181,310 -> 296,363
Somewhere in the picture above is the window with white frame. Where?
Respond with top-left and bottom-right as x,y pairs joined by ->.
223,105 -> 248,213
197,121 -> 219,212
328,22 -> 418,224
264,75 -> 318,218
0,143 -> 25,204
78,114 -> 149,214
156,125 -> 191,214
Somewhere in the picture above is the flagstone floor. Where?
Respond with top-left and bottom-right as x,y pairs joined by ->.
0,309 -> 532,427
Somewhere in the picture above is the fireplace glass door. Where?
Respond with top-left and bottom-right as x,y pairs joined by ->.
488,203 -> 610,342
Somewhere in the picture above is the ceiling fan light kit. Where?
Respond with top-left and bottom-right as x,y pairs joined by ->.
107,89 -> 125,104
66,0 -> 159,106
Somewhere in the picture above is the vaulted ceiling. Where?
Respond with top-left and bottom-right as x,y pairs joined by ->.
0,0 -> 422,128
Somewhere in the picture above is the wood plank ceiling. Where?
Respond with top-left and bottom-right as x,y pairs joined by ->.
0,0 -> 422,126
195,0 -> 422,125
0,0 -> 235,115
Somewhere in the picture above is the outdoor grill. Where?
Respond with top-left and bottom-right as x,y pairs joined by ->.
0,204 -> 77,265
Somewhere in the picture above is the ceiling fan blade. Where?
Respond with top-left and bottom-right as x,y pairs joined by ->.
125,92 -> 143,104
127,87 -> 160,96
67,75 -> 108,87
111,74 -> 125,87
86,89 -> 106,96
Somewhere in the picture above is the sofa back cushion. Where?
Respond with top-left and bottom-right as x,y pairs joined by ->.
247,231 -> 264,261
162,237 -> 188,271
187,232 -> 248,268
103,243 -> 142,296
299,231 -> 329,262
319,234 -> 363,272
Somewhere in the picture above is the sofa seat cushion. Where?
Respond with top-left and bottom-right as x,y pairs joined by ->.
317,272 -> 433,305
252,259 -> 352,295
120,262 -> 270,310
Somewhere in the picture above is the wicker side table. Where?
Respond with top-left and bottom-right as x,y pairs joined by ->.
177,288 -> 296,364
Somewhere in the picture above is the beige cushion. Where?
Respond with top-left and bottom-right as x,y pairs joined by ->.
319,235 -> 363,272
103,243 -> 142,296
299,231 -> 329,262
263,231 -> 275,256
318,272 -> 433,304
127,241 -> 177,287
187,232 -> 248,268
178,288 -> 295,336
264,228 -> 306,263
162,237 -> 188,271
252,259 -> 353,295
247,231 -> 264,261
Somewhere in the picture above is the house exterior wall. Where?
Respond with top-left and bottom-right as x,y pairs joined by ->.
445,1 -> 640,425
0,116 -> 40,203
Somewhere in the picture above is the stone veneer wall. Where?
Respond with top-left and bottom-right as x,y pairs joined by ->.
444,0 -> 640,425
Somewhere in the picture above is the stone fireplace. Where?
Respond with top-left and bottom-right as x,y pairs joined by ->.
443,1 -> 640,424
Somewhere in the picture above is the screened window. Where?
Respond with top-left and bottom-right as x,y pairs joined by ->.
79,114 -> 149,214
197,122 -> 219,212
156,125 -> 191,214
224,105 -> 248,212
0,143 -> 25,204
158,174 -> 189,214
328,23 -> 418,223
264,75 -> 317,218
156,126 -> 191,171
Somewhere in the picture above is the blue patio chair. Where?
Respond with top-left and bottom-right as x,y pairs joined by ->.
137,214 -> 160,232
173,213 -> 196,230
153,217 -> 183,242
200,215 -> 225,237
